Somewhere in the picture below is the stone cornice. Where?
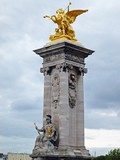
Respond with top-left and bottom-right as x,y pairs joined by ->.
33,41 -> 94,59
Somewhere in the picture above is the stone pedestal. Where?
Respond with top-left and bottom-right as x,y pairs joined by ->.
31,41 -> 94,160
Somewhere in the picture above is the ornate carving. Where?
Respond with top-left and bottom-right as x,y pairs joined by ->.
52,74 -> 60,109
79,67 -> 87,75
44,53 -> 64,63
40,67 -> 51,75
32,115 -> 58,156
40,67 -> 54,75
56,62 -> 73,72
44,53 -> 84,64
40,63 -> 87,76
65,54 -> 84,63
69,73 -> 77,108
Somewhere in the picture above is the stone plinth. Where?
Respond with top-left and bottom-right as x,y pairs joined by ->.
32,41 -> 94,160
31,151 -> 92,160
32,154 -> 91,160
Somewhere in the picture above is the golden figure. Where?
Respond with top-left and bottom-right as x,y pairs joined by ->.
46,126 -> 53,138
43,3 -> 88,42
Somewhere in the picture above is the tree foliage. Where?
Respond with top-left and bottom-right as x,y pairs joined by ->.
105,148 -> 120,160
93,148 -> 120,160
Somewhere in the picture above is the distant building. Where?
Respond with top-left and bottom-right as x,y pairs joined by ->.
7,153 -> 31,160
3,155 -> 7,160
0,153 -> 4,160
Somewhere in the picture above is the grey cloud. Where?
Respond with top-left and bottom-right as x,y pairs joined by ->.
85,108 -> 120,129
0,104 -> 43,138
0,135 -> 35,154
0,0 -> 120,154
88,147 -> 115,156
11,97 -> 42,111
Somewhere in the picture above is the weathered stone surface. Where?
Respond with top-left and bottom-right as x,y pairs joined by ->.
31,153 -> 91,160
32,41 -> 94,159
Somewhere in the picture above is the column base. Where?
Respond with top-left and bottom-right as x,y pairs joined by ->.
30,154 -> 91,160
30,147 -> 91,160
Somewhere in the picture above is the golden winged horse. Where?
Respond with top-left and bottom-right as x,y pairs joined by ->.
44,3 -> 88,42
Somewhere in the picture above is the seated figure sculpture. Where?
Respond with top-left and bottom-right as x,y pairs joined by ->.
32,115 -> 58,156
43,3 -> 88,42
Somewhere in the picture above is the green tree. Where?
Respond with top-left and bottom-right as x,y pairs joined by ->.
105,148 -> 120,160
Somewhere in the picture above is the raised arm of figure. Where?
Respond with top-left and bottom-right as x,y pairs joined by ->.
43,15 -> 57,23
34,122 -> 44,135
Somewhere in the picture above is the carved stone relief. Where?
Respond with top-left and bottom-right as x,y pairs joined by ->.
44,53 -> 64,63
69,73 -> 77,108
56,62 -> 74,72
40,67 -> 51,75
43,52 -> 84,64
52,73 -> 60,109
65,54 -> 84,63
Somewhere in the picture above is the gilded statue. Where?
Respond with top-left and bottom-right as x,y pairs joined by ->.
43,3 -> 88,42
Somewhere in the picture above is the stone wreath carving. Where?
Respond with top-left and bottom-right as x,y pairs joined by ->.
69,73 -> 77,108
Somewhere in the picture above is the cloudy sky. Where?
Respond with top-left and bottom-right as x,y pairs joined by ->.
0,0 -> 120,156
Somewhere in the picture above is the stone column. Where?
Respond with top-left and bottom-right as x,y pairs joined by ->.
33,41 -> 94,159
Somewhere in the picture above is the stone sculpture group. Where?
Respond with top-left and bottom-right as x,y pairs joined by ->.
32,115 -> 58,156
